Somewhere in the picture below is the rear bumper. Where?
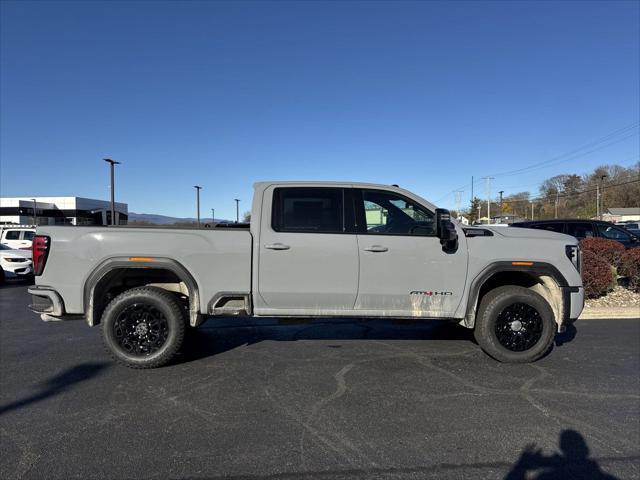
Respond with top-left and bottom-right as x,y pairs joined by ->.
28,286 -> 65,317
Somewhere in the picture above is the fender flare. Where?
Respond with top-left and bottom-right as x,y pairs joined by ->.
464,261 -> 570,326
83,257 -> 200,327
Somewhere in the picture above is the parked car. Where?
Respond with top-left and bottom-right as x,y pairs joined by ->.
511,219 -> 640,249
0,226 -> 36,250
28,181 -> 583,368
0,243 -> 33,283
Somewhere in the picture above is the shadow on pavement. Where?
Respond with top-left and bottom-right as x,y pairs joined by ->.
175,318 -> 477,365
505,429 -> 619,480
0,362 -> 108,416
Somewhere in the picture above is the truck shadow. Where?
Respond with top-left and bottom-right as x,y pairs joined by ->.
0,362 -> 108,416
175,318 -> 578,365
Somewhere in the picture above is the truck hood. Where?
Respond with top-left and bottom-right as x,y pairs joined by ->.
483,225 -> 576,243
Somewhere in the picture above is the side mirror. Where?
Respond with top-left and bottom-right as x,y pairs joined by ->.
436,208 -> 458,252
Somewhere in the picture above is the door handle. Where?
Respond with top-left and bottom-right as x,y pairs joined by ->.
264,243 -> 291,250
364,245 -> 388,252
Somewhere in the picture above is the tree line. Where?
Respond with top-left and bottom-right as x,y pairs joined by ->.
463,162 -> 639,223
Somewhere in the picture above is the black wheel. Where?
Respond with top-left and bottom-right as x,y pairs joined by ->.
474,285 -> 555,363
0,268 -> 5,285
101,286 -> 185,368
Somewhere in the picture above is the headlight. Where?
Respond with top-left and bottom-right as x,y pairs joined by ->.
4,257 -> 28,263
565,245 -> 581,273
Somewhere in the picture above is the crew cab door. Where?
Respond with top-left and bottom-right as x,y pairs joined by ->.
256,186 -> 359,313
353,189 -> 468,317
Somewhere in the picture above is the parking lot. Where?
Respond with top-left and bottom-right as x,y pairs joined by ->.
1,282 -> 639,479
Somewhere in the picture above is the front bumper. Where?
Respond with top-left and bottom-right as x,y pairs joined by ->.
2,264 -> 33,278
564,286 -> 585,323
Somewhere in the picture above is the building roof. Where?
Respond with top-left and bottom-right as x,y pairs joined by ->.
607,207 -> 640,215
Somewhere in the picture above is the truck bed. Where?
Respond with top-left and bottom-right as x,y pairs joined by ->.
34,226 -> 252,315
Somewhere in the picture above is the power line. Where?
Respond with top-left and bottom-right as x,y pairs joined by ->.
500,177 -> 639,204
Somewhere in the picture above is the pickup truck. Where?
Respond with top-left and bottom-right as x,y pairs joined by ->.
28,181 -> 584,368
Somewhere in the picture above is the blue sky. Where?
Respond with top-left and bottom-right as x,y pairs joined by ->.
1,0 -> 638,219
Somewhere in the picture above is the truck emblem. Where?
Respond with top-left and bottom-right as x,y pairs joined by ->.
410,291 -> 453,296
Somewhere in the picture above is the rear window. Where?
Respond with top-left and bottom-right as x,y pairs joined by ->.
272,187 -> 344,233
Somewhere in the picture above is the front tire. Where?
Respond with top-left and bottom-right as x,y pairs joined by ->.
474,285 -> 555,363
101,286 -> 185,369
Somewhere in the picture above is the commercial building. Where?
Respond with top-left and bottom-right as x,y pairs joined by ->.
601,207 -> 640,223
0,197 -> 128,226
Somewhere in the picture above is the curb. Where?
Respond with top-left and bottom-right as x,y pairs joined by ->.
579,307 -> 640,320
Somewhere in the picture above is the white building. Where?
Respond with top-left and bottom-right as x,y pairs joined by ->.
601,207 -> 640,223
0,197 -> 128,226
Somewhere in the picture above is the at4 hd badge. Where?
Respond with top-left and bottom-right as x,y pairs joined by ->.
410,290 -> 453,296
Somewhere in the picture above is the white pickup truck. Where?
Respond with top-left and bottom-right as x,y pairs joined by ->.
28,181 -> 584,368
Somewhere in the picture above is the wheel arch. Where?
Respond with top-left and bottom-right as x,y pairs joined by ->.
464,261 -> 569,329
83,257 -> 201,328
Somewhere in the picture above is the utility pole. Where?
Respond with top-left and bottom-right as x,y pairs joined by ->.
477,204 -> 481,224
531,202 -> 535,221
482,176 -> 494,224
211,208 -> 215,224
454,190 -> 463,218
471,176 -> 474,203
234,199 -> 240,223
103,158 -> 121,225
194,186 -> 202,226
31,198 -> 37,225
599,174 -> 608,220
498,190 -> 504,217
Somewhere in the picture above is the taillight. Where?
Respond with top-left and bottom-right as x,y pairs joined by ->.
32,235 -> 50,276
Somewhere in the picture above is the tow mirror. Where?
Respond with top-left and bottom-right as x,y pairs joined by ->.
435,208 -> 458,252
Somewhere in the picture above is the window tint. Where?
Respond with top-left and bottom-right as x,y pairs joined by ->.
566,222 -> 595,239
4,231 -> 20,240
272,188 -> 343,233
22,231 -> 35,241
530,223 -> 564,233
359,190 -> 434,235
597,224 -> 631,241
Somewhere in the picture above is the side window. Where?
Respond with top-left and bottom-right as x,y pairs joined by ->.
4,230 -> 20,240
272,187 -> 344,233
597,224 -> 630,241
566,222 -> 595,239
22,231 -> 35,241
359,190 -> 435,235
530,223 -> 564,233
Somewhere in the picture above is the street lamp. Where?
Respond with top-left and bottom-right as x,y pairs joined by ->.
103,158 -> 121,225
234,199 -> 240,223
211,208 -> 215,224
31,198 -> 37,225
194,186 -> 202,226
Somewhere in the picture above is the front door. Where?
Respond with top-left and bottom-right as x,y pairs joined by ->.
257,186 -> 359,313
353,189 -> 468,317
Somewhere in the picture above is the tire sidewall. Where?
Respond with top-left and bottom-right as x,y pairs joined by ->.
476,287 -> 555,363
102,289 -> 184,367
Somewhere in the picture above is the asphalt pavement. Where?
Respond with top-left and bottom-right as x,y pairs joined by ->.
1,282 -> 639,480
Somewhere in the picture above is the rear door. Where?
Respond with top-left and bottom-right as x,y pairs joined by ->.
353,188 -> 468,317
256,186 -> 359,313
1,230 -> 25,248
566,222 -> 596,240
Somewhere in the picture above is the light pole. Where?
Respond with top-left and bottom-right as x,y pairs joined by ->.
234,199 -> 240,223
194,186 -> 202,226
31,198 -> 37,225
103,158 -> 121,225
211,208 -> 215,224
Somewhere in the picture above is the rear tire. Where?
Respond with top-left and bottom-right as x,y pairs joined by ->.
474,285 -> 555,363
101,286 -> 185,369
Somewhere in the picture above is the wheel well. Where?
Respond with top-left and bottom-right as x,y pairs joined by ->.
470,270 -> 563,328
87,266 -> 200,327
